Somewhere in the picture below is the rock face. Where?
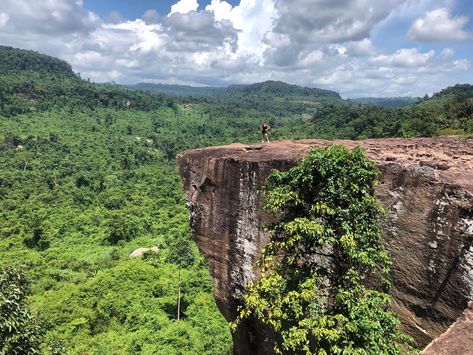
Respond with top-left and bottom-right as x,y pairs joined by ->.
421,301 -> 473,355
177,137 -> 473,354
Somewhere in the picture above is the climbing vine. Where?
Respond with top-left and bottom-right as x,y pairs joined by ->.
232,145 -> 410,354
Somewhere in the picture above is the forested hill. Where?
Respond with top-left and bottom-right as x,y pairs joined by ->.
0,45 -> 76,77
0,46 -> 178,117
224,80 -> 341,99
128,82 -> 224,97
125,80 -> 341,101
348,97 -> 419,107
432,83 -> 473,100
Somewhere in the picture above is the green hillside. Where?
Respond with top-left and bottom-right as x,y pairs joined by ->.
127,79 -> 473,138
224,80 -> 340,99
348,97 -> 419,107
127,82 -> 224,97
0,46 -> 76,76
432,83 -> 473,100
0,47 -> 235,354
126,80 -> 340,100
0,46 -> 472,354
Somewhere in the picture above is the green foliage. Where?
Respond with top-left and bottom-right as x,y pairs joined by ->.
128,80 -> 341,101
0,266 -> 41,354
165,232 -> 196,268
0,46 -> 470,354
223,80 -> 341,100
127,82 -> 223,97
0,46 -> 240,352
348,97 -> 418,107
0,46 -> 76,77
432,83 -> 473,100
233,145 -> 410,354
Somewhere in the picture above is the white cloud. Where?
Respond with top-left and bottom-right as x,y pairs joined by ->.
205,0 -> 233,21
206,0 -> 276,58
106,11 -> 126,24
142,9 -> 160,24
259,0 -> 402,66
104,20 -> 165,54
82,69 -> 123,82
271,0 -> 400,43
345,39 -> 377,57
68,50 -> 111,69
441,47 -> 454,58
0,0 -> 99,35
452,59 -> 470,72
0,13 -> 9,27
372,48 -> 435,68
169,0 -> 199,15
408,8 -> 473,41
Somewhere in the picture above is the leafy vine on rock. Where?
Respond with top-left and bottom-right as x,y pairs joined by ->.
232,145 -> 411,354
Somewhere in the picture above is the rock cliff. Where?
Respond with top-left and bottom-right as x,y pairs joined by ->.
177,137 -> 473,354
421,301 -> 473,354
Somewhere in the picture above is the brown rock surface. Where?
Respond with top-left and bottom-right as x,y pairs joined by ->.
422,301 -> 473,354
177,137 -> 473,354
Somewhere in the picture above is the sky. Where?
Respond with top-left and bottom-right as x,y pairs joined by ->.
0,0 -> 472,97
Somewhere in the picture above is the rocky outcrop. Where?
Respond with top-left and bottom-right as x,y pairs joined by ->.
177,137 -> 473,354
422,301 -> 473,354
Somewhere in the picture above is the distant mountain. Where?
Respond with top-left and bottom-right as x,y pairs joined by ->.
126,82 -> 224,97
125,80 -> 341,101
348,97 -> 419,107
224,81 -> 342,100
0,45 -> 76,77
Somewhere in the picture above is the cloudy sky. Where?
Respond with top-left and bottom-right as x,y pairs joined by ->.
0,0 -> 472,97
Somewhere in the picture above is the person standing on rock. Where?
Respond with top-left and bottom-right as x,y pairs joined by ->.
260,122 -> 270,143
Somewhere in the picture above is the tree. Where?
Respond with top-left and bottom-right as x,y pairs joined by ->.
0,266 -> 41,354
232,145 -> 409,354
165,232 -> 196,268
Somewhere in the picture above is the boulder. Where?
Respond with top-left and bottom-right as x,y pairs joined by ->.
129,246 -> 159,258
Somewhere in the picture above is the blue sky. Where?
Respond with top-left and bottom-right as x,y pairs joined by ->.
0,0 -> 472,97
371,2 -> 473,62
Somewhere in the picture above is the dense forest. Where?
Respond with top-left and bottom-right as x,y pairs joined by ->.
0,46 -> 472,354
347,97 -> 418,107
125,80 -> 341,101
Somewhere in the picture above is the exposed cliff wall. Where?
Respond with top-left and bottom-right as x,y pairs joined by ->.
177,137 -> 473,354
421,301 -> 473,354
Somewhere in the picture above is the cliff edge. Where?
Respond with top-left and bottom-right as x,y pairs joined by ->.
177,137 -> 473,354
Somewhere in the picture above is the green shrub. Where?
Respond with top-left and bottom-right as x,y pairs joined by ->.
0,266 -> 41,354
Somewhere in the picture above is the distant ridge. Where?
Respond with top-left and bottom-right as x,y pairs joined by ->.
125,80 -> 341,100
348,97 -> 419,107
224,80 -> 341,99
128,82 -> 223,97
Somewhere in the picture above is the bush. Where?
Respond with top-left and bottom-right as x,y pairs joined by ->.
0,266 -> 41,354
